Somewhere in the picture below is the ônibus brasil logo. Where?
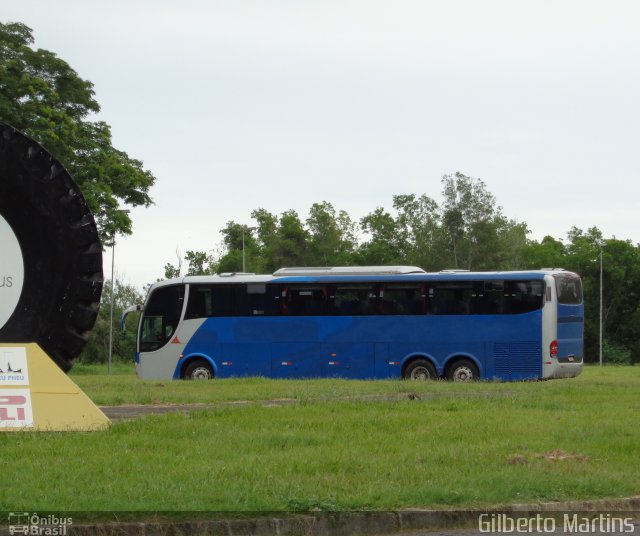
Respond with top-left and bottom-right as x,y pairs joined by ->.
7,512 -> 72,535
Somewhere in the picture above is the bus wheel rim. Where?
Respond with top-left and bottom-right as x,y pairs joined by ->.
192,367 -> 211,379
453,366 -> 473,381
411,366 -> 430,380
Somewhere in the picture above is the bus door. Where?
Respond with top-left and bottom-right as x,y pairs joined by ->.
554,274 -> 584,363
137,284 -> 185,379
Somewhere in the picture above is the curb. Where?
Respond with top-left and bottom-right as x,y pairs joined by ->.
2,497 -> 639,536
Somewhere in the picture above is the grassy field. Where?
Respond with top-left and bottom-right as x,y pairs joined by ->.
1,366 -> 638,515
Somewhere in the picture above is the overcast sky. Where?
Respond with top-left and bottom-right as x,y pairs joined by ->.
4,0 -> 640,289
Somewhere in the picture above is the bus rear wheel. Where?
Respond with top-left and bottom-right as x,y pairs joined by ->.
404,359 -> 437,381
183,360 -> 214,380
446,359 -> 479,382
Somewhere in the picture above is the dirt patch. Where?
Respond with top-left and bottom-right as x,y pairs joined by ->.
535,448 -> 589,462
507,449 -> 589,465
101,390 -> 516,422
100,399 -> 301,421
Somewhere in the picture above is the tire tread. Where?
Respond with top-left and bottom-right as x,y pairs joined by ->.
0,122 -> 103,372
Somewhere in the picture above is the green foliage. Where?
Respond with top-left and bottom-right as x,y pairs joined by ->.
539,227 -> 640,364
209,173 -> 529,274
440,172 -> 504,269
184,250 -> 215,275
603,341 -> 632,365
522,235 -> 566,269
0,21 -> 155,242
358,206 -> 405,264
306,201 -> 357,265
392,193 -> 440,269
80,278 -> 144,363
164,262 -> 181,279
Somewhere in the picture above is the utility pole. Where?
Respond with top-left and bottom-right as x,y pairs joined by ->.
108,209 -> 130,375
599,243 -> 603,366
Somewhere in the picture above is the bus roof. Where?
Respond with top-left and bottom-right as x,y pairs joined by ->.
148,267 -> 579,291
273,266 -> 425,276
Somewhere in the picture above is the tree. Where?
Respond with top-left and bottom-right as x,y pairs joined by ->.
163,248 -> 183,279
274,210 -> 309,267
358,207 -> 404,265
80,277 -> 144,363
0,21 -> 155,242
306,201 -> 357,266
392,193 -> 440,269
522,235 -> 566,270
250,208 -> 279,272
184,250 -> 216,275
492,216 -> 530,270
440,172 -> 503,269
551,226 -> 640,364
217,221 -> 260,273
163,248 -> 217,277
598,239 -> 640,364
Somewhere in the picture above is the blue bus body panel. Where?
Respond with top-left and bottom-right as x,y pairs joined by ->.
557,303 -> 584,363
182,311 -> 543,380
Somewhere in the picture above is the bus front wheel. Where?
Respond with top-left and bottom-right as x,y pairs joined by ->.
446,359 -> 479,382
403,359 -> 437,381
183,360 -> 214,380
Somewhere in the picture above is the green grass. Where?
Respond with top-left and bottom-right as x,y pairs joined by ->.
1,366 -> 639,515
70,362 -> 135,376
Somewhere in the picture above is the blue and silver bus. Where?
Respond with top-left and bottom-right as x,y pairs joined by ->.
129,266 -> 583,381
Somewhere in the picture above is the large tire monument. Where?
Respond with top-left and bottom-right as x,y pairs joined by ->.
0,122 -> 103,372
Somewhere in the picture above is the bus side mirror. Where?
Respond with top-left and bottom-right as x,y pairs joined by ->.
121,304 -> 142,333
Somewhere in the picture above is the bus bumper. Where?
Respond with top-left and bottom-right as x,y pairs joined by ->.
543,361 -> 583,379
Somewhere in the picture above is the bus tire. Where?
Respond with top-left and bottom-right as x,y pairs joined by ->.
183,359 -> 214,380
403,358 -> 437,380
446,359 -> 479,382
0,122 -> 103,372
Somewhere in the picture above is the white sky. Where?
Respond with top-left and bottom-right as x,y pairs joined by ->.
4,0 -> 640,289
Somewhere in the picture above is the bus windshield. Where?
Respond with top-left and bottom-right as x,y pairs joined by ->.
139,285 -> 184,352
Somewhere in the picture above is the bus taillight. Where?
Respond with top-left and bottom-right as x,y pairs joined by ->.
550,340 -> 558,358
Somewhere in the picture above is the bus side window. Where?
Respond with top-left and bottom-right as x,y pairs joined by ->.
212,286 -> 233,316
331,285 -> 377,315
380,285 -> 424,315
482,281 -> 504,314
505,280 -> 544,314
430,283 -> 472,315
185,286 -> 213,318
279,285 -> 327,316
184,285 -> 234,318
230,284 -> 280,316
